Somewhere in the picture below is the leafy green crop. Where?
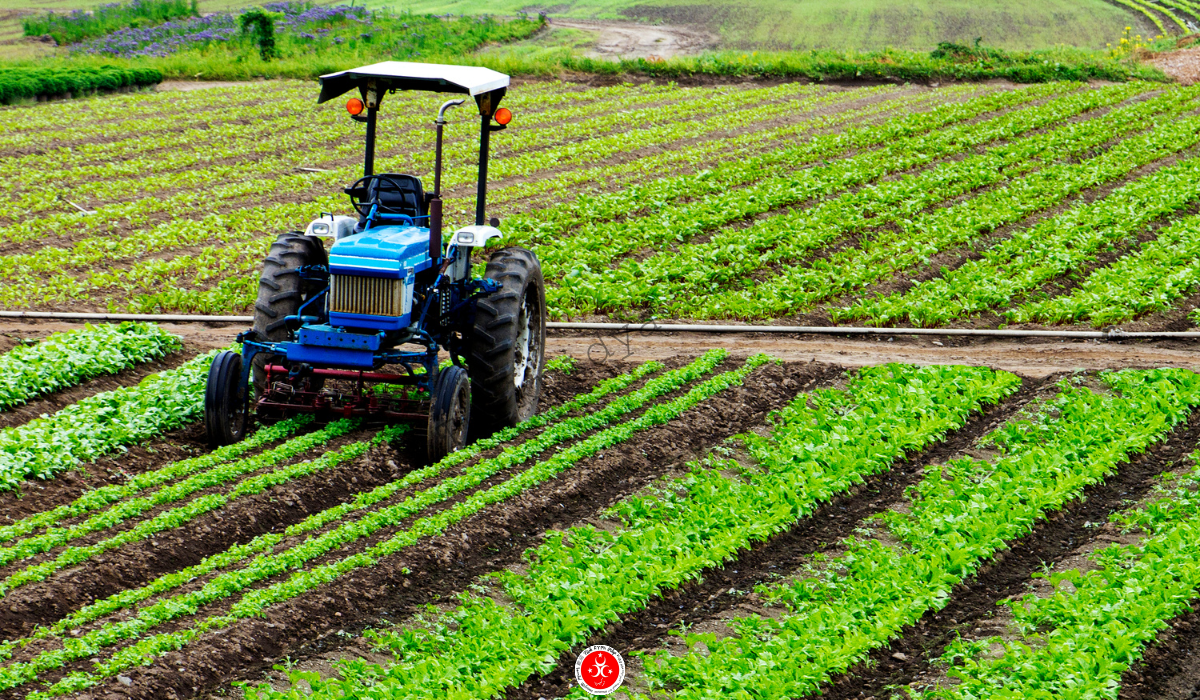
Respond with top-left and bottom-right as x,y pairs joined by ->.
0,347 -> 221,490
641,368 -> 1200,700
242,363 -> 1019,700
0,322 -> 179,410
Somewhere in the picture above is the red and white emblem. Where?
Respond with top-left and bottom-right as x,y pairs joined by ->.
574,644 -> 625,695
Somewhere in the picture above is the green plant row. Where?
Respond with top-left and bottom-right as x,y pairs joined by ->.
0,322 -> 179,411
921,450 -> 1200,699
12,360 -> 661,660
16,352 -> 733,696
521,84 -> 1067,281
0,86 -> 946,311
0,427 -> 397,692
0,418 -> 364,597
71,88 -> 928,313
6,79 -> 736,216
1009,211 -> 1200,326
0,65 -> 161,105
242,363 -> 1019,700
553,81 -> 1161,316
0,417 -> 352,573
0,348 -> 220,491
639,368 -> 1200,700
0,358 -> 673,690
0,80 -> 305,142
726,102 -> 1200,322
0,417 -> 307,544
846,122 -> 1200,326
0,85 -> 861,283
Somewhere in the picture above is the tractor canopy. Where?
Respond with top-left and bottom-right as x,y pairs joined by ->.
317,61 -> 510,103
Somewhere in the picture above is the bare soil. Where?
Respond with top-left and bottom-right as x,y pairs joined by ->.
548,17 -> 717,60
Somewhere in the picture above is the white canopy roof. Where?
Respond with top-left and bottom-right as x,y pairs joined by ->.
318,61 -> 510,103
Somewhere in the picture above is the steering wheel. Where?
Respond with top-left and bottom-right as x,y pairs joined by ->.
344,174 -> 418,220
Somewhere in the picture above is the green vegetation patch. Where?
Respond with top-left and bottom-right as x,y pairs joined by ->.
0,63 -> 162,104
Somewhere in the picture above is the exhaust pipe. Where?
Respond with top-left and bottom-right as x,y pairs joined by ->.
430,98 -> 465,263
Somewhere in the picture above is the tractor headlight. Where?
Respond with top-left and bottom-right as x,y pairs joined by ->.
312,223 -> 331,236
456,231 -> 474,245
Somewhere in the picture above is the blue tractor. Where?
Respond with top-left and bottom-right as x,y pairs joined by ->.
204,62 -> 546,464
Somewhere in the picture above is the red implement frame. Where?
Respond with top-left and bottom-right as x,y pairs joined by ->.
255,364 -> 430,421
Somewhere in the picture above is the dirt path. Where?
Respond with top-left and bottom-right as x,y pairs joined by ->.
549,17 -> 717,59
546,331 -> 1200,378
0,321 -> 1193,380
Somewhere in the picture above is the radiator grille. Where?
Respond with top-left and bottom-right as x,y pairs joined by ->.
329,274 -> 403,317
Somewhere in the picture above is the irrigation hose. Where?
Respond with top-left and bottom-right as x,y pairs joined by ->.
0,311 -> 1197,339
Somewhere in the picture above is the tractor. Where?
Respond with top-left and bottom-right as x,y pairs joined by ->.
204,61 -> 546,464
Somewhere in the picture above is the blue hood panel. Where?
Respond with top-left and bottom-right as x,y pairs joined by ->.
329,225 -> 434,279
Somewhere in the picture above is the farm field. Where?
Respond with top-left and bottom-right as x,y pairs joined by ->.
3,78 -> 1200,331
5,58 -> 1200,700
0,325 -> 1196,699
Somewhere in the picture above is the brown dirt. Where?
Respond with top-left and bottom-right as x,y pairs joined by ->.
1152,47 -> 1200,85
78,360 -> 837,700
548,18 -> 718,60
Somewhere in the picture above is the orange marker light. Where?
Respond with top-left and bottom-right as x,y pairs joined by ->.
494,107 -> 512,125
346,97 -> 365,116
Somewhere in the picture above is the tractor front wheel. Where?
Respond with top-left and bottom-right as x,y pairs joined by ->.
467,247 -> 546,441
205,350 -> 248,447
423,364 -> 471,465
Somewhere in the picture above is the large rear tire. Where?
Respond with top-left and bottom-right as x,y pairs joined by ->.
421,364 -> 471,465
467,247 -> 546,441
251,232 -> 328,400
205,350 -> 248,447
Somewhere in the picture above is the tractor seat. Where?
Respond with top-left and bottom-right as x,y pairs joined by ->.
368,173 -> 426,220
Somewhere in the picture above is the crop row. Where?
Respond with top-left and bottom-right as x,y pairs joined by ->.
639,368 -> 1200,699
0,348 -> 219,490
87,84 -> 916,309
846,118 -> 1200,325
549,81 -> 1162,315
1008,210 -> 1200,326
0,81 -> 863,258
3,350 -> 741,695
0,86 -> 940,308
511,83 -> 1059,262
923,447 -> 1200,699
106,88 -> 929,314
714,94 -> 1200,321
0,417 -> 308,543
244,363 -> 1021,700
4,80 -> 746,218
0,419 -> 362,591
0,322 -> 179,411
100,89 -> 915,314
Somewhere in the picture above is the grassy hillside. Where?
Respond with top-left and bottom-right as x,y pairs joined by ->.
385,0 -> 1139,51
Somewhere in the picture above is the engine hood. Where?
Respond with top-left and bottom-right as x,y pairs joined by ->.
328,225 -> 434,278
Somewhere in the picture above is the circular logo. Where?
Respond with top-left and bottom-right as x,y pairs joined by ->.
574,645 -> 625,695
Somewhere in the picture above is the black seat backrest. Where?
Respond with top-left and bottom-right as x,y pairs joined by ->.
368,174 -> 426,219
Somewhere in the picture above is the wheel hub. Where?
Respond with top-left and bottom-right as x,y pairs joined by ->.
514,298 -> 531,390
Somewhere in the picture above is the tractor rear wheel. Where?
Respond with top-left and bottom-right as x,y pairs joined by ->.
205,350 -> 248,447
251,231 -> 328,400
467,247 -> 546,440
421,364 -> 471,465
